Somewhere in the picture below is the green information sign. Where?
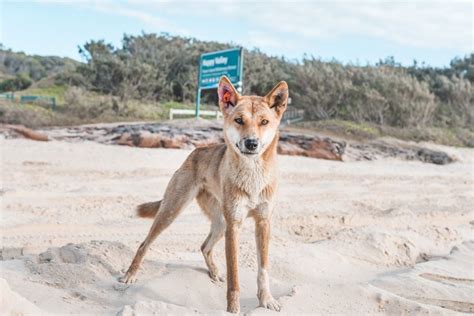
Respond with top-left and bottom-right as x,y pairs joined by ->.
196,47 -> 243,117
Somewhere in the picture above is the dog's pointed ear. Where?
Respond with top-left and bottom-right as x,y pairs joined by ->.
218,76 -> 240,116
265,81 -> 289,117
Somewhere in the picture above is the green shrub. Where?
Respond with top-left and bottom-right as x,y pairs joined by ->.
0,74 -> 32,92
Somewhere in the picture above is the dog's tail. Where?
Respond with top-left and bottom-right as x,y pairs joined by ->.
136,200 -> 161,218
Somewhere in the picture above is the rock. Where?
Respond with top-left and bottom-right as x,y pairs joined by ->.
116,132 -> 133,146
161,135 -> 189,149
117,131 -> 189,149
277,142 -> 306,156
346,139 -> 456,165
3,124 -> 49,141
190,135 -> 222,148
0,120 -> 455,164
278,133 -> 345,160
417,148 -> 453,165
306,138 -> 345,160
136,131 -> 163,148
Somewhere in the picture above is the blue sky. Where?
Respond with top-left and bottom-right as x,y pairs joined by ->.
0,0 -> 472,67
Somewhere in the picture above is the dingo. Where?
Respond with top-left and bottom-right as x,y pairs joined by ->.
120,76 -> 289,313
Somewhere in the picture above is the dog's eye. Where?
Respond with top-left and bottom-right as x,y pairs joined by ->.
234,117 -> 244,125
261,119 -> 269,126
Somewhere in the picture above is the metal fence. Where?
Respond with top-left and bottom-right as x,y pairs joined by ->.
0,92 -> 56,110
0,92 -> 15,101
20,95 -> 56,110
170,108 -> 222,120
282,108 -> 305,124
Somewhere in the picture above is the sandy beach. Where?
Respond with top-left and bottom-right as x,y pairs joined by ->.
1,137 -> 473,315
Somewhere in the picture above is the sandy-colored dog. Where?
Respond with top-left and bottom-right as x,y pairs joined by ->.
120,76 -> 289,313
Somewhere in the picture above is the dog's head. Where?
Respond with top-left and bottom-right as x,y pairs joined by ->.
218,76 -> 288,158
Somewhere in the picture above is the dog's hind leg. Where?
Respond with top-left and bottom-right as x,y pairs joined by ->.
120,167 -> 199,284
197,191 -> 226,282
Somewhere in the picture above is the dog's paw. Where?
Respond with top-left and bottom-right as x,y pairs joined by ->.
119,273 -> 137,284
227,303 -> 240,314
209,271 -> 225,283
259,296 -> 281,312
227,291 -> 240,313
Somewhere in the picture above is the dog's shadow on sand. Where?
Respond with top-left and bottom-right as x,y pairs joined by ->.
121,260 -> 294,313
20,240 -> 293,313
164,262 -> 214,278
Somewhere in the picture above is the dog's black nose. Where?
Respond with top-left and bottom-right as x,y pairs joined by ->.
244,138 -> 258,151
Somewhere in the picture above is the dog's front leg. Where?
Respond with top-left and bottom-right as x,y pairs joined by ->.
255,215 -> 281,311
225,217 -> 242,313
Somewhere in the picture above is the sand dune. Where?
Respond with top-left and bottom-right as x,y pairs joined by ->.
1,138 -> 473,315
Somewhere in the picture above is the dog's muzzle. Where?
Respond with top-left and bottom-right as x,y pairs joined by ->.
238,137 -> 260,155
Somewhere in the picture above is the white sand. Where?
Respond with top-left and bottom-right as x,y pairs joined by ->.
1,138 -> 473,315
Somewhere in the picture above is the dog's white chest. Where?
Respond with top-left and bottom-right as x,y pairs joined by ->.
231,159 -> 268,197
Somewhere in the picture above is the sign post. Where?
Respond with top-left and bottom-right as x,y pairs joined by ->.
196,47 -> 243,117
